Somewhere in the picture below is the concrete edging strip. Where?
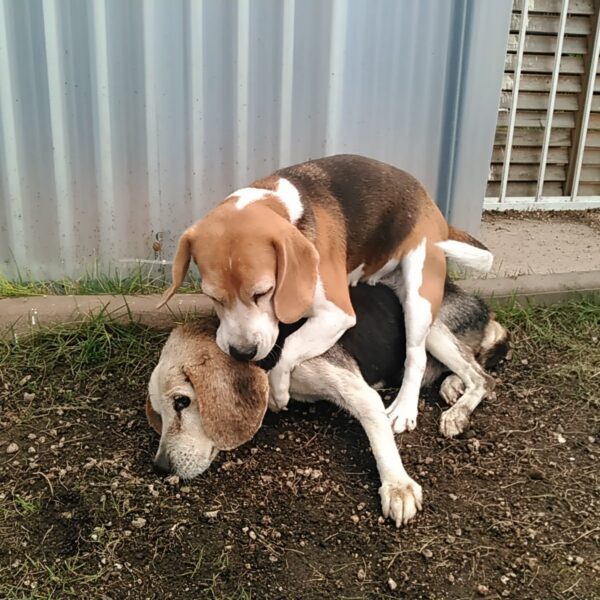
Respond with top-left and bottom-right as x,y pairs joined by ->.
1,271 -> 598,339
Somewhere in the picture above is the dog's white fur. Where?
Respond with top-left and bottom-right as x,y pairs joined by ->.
267,277 -> 356,411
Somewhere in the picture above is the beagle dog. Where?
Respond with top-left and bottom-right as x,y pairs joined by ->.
158,155 -> 493,435
148,281 -> 509,527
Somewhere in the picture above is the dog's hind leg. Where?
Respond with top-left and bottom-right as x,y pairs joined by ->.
383,239 -> 446,434
290,357 -> 423,526
425,321 -> 495,438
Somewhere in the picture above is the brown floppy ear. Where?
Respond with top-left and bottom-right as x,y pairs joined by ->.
157,229 -> 192,308
145,396 -> 162,435
184,357 -> 269,451
272,227 -> 319,324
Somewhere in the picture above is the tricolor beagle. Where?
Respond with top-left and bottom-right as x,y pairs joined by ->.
158,155 -> 493,434
148,281 -> 509,526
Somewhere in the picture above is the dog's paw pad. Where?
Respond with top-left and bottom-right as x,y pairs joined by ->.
379,478 -> 423,527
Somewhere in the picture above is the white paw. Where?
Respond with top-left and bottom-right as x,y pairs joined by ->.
439,375 -> 465,406
439,404 -> 471,438
387,400 -> 418,433
268,366 -> 291,412
379,477 -> 423,527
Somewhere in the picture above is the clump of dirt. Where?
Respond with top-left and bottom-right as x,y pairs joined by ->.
0,304 -> 599,599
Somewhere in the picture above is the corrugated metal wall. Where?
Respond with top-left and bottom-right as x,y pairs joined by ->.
0,0 -> 512,281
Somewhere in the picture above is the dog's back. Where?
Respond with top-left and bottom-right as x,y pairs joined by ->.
338,282 -> 508,388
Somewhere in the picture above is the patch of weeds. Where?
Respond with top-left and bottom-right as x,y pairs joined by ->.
495,295 -> 600,405
0,495 -> 40,520
0,266 -> 201,298
0,555 -> 109,599
0,310 -> 169,387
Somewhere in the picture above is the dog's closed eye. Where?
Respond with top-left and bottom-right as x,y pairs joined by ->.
173,395 -> 191,412
253,286 -> 273,305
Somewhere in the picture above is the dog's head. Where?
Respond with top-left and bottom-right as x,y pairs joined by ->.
146,319 -> 269,478
158,202 -> 318,362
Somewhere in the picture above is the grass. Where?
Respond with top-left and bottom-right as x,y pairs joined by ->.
0,266 -> 201,298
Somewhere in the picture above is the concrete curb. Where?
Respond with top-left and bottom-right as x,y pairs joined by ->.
1,271 -> 598,339
0,294 -> 213,340
460,270 -> 600,306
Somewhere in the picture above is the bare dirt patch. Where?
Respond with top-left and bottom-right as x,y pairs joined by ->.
0,301 -> 599,599
481,210 -> 600,278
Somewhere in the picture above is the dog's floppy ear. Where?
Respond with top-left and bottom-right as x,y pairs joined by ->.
183,356 -> 269,451
145,396 -> 162,435
272,226 -> 319,324
157,229 -> 193,308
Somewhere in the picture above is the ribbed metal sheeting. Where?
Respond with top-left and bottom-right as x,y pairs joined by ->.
0,0 -> 511,280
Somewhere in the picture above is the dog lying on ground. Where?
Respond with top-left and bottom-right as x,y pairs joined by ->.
147,281 -> 508,526
157,155 -> 493,435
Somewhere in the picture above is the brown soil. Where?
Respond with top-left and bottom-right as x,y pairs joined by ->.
0,312 -> 599,599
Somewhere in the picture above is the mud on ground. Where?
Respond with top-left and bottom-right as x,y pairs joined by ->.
0,301 -> 599,599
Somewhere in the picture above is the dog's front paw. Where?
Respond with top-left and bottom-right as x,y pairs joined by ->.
439,375 -> 465,406
379,477 -> 423,527
439,404 -> 471,438
387,399 -> 418,434
268,367 -> 291,412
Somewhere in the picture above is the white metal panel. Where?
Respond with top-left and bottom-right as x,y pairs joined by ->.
0,0 -> 511,280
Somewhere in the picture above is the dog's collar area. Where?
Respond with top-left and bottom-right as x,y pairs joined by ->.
255,318 -> 307,372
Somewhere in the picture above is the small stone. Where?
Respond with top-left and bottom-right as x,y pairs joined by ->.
424,456 -> 434,464
357,568 -> 366,581
310,469 -> 322,479
19,375 -> 32,386
27,447 -> 36,454
250,447 -> 258,455
248,530 -> 257,540
388,577 -> 397,591
131,517 -> 146,529
165,474 -> 180,486
448,574 -> 455,583
204,510 -> 219,519
350,515 -> 359,524
556,433 -> 566,444
357,503 -> 365,511
446,535 -> 456,544
588,436 -> 596,444
422,549 -> 433,559
6,443 -> 19,454
575,556 -> 584,565
520,359 -> 528,366
27,433 -> 37,440
500,575 -> 509,585
449,493 -> 458,501
477,584 -> 489,595
23,392 -> 36,402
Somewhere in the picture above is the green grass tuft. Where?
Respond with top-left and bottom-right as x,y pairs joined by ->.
0,266 -> 201,298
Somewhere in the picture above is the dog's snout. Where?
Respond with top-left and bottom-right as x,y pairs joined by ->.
153,451 -> 172,477
228,344 -> 257,362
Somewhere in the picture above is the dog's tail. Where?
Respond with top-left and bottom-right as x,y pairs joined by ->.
436,226 -> 493,273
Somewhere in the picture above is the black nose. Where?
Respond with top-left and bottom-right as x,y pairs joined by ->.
153,452 -> 172,477
229,345 -> 257,362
